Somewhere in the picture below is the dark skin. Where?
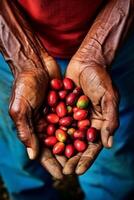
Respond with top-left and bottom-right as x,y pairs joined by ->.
0,0 -> 134,179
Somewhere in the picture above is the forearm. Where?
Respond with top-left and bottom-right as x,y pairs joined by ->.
74,0 -> 134,68
0,0 -> 49,78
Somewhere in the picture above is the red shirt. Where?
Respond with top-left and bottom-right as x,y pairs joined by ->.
19,0 -> 103,58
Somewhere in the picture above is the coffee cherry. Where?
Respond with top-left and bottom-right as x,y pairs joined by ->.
74,139 -> 87,152
55,129 -> 67,142
73,130 -> 85,140
73,87 -> 82,96
67,106 -> 73,114
65,144 -> 75,158
73,109 -> 88,120
46,113 -> 59,124
63,78 -> 74,90
73,107 -> 79,113
67,128 -> 76,137
59,116 -> 73,127
53,142 -> 65,154
78,119 -> 90,130
58,90 -> 67,99
44,136 -> 57,147
87,127 -> 98,142
51,79 -> 63,90
47,90 -> 58,107
56,102 -> 67,117
66,93 -> 77,106
60,126 -> 67,131
77,95 -> 89,109
46,124 -> 56,136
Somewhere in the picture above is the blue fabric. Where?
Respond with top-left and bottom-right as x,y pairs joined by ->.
0,56 -> 59,200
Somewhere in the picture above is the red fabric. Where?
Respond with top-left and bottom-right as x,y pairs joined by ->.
19,0 -> 103,58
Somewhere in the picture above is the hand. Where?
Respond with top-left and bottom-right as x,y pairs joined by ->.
9,58 -> 65,179
63,58 -> 119,175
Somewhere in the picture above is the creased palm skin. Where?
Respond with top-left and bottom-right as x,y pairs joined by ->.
64,60 -> 119,175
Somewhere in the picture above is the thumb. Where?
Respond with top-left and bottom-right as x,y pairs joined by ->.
101,93 -> 119,148
9,97 -> 39,160
41,51 -> 62,79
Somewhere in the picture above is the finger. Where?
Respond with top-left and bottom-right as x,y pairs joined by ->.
75,141 -> 102,175
74,117 -> 102,175
42,53 -> 62,79
55,155 -> 68,167
101,95 -> 119,148
63,153 -> 82,175
39,148 -> 64,180
9,97 -> 38,159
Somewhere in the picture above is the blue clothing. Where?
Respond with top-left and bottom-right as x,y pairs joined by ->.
0,28 -> 134,200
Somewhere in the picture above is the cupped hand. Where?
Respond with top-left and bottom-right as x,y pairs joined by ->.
9,58 -> 65,179
63,59 -> 119,175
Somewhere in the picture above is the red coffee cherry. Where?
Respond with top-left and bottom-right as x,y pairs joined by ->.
74,139 -> 87,152
73,109 -> 88,121
46,113 -> 59,124
44,136 -> 57,147
73,130 -> 85,140
47,90 -> 58,107
63,78 -> 74,90
53,142 -> 65,155
51,79 -> 63,90
66,93 -> 77,106
65,144 -> 75,158
46,124 -> 56,136
55,129 -> 67,142
56,102 -> 67,117
78,119 -> 90,130
87,127 -> 98,142
59,116 -> 73,127
58,90 -> 68,99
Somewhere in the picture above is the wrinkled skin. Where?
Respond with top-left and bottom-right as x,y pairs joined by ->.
9,58 -> 66,179
63,58 -> 119,175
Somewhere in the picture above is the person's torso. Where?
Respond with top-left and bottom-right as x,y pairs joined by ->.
18,0 -> 103,58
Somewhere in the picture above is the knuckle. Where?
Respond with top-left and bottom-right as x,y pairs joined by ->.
9,102 -> 25,121
9,104 -> 20,120
17,131 -> 30,146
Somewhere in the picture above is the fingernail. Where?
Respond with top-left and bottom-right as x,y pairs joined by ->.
108,136 -> 113,148
27,148 -> 35,160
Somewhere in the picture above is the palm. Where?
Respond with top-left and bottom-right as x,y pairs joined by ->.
63,61 -> 118,175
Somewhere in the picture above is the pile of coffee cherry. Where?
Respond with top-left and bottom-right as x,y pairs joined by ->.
38,78 -> 99,158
